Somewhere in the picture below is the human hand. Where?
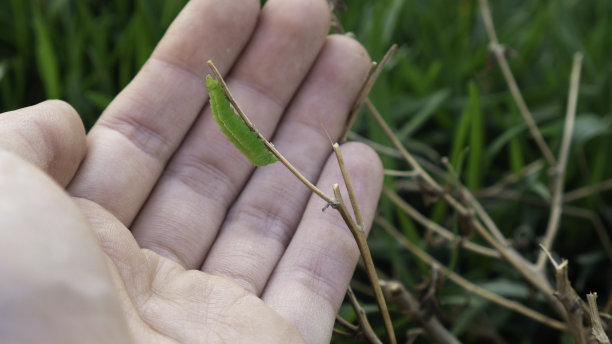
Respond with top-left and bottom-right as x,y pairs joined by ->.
0,0 -> 383,343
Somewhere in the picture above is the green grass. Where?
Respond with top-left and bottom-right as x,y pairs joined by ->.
1,0 -> 611,342
340,1 -> 611,342
0,0 -> 186,127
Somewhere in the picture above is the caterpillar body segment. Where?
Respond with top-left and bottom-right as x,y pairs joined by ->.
205,75 -> 278,166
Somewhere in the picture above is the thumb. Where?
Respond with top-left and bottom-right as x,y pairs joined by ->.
0,100 -> 86,186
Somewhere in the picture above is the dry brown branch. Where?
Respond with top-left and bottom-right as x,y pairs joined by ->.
380,280 -> 461,344
537,52 -> 584,269
379,217 -> 567,331
365,98 -> 560,304
384,169 -> 418,178
365,98 -> 443,196
335,314 -> 359,333
383,187 -> 501,258
588,293 -> 611,344
564,178 -> 612,203
332,185 -> 396,344
478,0 -> 499,44
207,60 -> 392,342
333,143 -> 364,227
476,189 -> 612,263
332,143 -> 394,343
541,247 -> 587,343
346,287 -> 383,344
478,0 -> 556,166
440,158 -> 509,246
341,44 -> 398,142
340,61 -> 375,140
332,328 -> 354,338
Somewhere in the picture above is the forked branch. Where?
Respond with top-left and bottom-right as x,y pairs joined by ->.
332,184 -> 396,344
380,217 -> 566,331
541,246 -> 588,344
206,60 -> 394,343
380,280 -> 460,344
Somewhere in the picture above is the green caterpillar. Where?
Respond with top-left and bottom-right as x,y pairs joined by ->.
205,75 -> 278,166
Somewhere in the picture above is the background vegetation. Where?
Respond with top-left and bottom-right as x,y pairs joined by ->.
1,0 -> 611,342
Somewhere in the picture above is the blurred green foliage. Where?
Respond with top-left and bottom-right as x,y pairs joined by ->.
1,0 -> 611,342
339,1 -> 611,342
0,0 -> 187,127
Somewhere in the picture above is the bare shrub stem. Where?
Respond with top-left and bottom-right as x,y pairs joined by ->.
379,217 -> 567,331
383,187 -> 501,258
332,184 -> 396,344
479,0 -> 556,166
207,61 -> 394,343
588,293 -> 611,344
346,287 -> 383,344
341,44 -> 397,142
380,280 -> 461,344
536,52 -> 584,269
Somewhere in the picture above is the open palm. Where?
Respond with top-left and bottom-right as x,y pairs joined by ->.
0,0 -> 382,343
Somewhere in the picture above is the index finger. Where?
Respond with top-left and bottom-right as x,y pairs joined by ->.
67,0 -> 260,225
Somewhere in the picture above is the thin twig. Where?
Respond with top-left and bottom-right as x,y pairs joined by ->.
479,0 -> 556,166
207,60 -> 336,205
366,98 -> 443,195
347,132 -> 449,182
333,143 -> 364,228
478,0 -> 499,44
380,280 -> 461,344
341,44 -> 398,142
346,287 -> 384,344
588,293 -> 611,344
332,328 -> 355,338
564,178 -> 612,203
332,142 -> 385,342
335,314 -> 359,333
332,185 -> 396,344
478,189 -> 612,263
384,169 -> 418,178
537,52 -> 584,269
440,158 -> 510,246
368,100 -> 508,255
340,61 -> 375,141
383,187 -> 501,258
379,217 -> 567,331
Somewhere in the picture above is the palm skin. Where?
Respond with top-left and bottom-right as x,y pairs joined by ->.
0,0 -> 383,343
